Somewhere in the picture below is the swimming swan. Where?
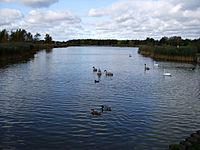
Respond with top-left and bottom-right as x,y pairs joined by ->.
104,70 -> 113,76
154,61 -> 159,67
97,68 -> 102,76
163,69 -> 171,76
93,66 -> 97,72
144,64 -> 150,70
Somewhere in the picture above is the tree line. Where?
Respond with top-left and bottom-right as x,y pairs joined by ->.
0,29 -> 53,44
1,28 -> 200,63
1,29 -> 199,53
66,37 -> 200,53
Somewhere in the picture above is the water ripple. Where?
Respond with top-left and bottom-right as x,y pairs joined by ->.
0,47 -> 199,150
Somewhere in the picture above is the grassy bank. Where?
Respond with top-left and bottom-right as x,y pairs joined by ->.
138,45 -> 198,62
0,43 -> 54,66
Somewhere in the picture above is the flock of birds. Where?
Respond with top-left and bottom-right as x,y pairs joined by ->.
90,54 -> 196,116
145,62 -> 172,76
145,61 -> 196,76
90,67 -> 113,116
92,66 -> 113,83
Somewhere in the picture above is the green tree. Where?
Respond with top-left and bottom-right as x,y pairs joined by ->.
34,33 -> 41,42
10,29 -> 27,42
159,37 -> 168,45
145,37 -> 155,45
25,32 -> 33,42
44,34 -> 52,44
0,29 -> 9,43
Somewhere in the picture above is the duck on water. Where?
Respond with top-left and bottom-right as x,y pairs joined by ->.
101,105 -> 111,112
94,80 -> 100,83
91,109 -> 101,116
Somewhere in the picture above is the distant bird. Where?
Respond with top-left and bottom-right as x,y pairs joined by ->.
163,69 -> 171,76
154,61 -> 159,67
191,67 -> 195,70
97,68 -> 102,76
144,64 -> 150,70
91,109 -> 101,116
104,70 -> 113,76
101,105 -> 111,112
94,80 -> 100,83
129,54 -> 132,57
93,66 -> 97,72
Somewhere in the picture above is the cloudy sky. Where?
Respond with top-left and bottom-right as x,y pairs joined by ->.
0,0 -> 200,41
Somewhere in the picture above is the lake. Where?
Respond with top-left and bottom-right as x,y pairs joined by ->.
0,46 -> 199,150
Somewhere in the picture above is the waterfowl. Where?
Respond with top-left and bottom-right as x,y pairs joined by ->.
129,54 -> 132,57
97,68 -> 102,76
191,67 -> 195,70
93,66 -> 97,72
163,69 -> 171,76
101,105 -> 111,112
154,61 -> 159,67
94,80 -> 100,83
91,109 -> 101,116
104,70 -> 113,76
144,64 -> 150,70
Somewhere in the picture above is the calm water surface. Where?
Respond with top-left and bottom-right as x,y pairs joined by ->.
0,47 -> 200,150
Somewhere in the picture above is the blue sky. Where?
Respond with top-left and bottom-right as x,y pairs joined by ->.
0,0 -> 200,41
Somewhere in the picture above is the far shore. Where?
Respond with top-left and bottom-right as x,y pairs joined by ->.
1,36 -> 200,66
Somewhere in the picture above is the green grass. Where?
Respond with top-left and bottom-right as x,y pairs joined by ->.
139,45 -> 197,57
0,43 -> 54,56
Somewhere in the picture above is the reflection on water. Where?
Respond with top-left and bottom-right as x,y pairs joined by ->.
0,46 -> 200,150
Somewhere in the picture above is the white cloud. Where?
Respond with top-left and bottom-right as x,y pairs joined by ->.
170,0 -> 200,10
26,10 -> 80,25
0,8 -> 82,41
20,0 -> 58,8
0,0 -> 14,2
0,8 -> 23,26
87,0 -> 200,39
88,8 -> 109,17
0,0 -> 199,40
23,10 -> 82,40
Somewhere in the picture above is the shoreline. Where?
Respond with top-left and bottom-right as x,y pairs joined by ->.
169,130 -> 200,150
138,45 -> 199,63
138,50 -> 197,63
1,43 -> 199,67
0,43 -> 54,67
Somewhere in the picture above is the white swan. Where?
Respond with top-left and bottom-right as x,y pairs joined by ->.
154,61 -> 159,67
163,69 -> 171,76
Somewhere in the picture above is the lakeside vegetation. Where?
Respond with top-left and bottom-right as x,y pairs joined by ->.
138,45 -> 197,62
66,37 -> 200,63
0,29 -> 54,65
138,37 -> 200,62
1,28 -> 200,65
